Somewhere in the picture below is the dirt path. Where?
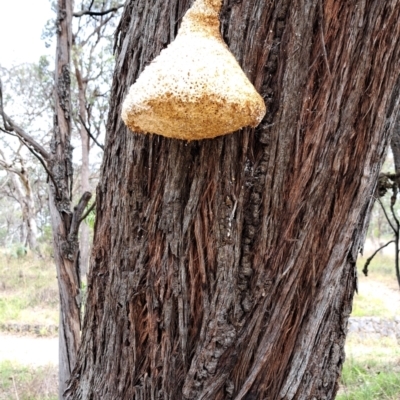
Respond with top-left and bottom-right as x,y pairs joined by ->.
0,333 -> 58,366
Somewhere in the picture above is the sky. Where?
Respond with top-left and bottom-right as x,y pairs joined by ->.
0,0 -> 55,68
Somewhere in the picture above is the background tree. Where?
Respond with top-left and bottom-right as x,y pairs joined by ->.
0,0 -> 121,396
0,146 -> 39,251
0,60 -> 53,253
1,2 -> 117,267
65,0 -> 400,399
71,0 -> 118,275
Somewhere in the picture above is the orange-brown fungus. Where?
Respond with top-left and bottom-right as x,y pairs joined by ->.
121,0 -> 266,140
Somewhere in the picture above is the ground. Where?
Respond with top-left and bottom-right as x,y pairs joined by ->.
0,333 -> 58,366
0,252 -> 399,399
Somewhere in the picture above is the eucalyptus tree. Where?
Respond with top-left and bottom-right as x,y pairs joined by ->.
0,0 -> 121,396
0,60 -> 53,251
65,0 -> 400,399
0,146 -> 38,251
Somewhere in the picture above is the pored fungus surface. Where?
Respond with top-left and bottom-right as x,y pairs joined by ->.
121,0 -> 266,140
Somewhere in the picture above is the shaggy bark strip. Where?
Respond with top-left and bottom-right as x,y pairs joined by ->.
66,0 -> 400,399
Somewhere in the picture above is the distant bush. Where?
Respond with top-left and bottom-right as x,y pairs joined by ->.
3,243 -> 28,259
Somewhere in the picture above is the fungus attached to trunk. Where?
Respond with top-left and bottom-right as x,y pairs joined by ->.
121,0 -> 266,140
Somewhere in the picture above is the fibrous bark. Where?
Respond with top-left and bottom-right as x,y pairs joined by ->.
66,1 -> 400,399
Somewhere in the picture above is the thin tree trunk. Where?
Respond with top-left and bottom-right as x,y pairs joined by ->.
0,1 -> 91,394
9,171 -> 38,251
66,0 -> 400,399
391,105 -> 400,185
0,150 -> 38,252
79,204 -> 90,277
75,64 -> 91,277
51,0 -> 82,396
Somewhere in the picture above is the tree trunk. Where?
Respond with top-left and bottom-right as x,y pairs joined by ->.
0,150 -> 38,251
66,1 -> 400,399
9,170 -> 38,251
391,110 -> 400,180
75,64 -> 91,277
51,0 -> 82,396
0,0 -> 93,395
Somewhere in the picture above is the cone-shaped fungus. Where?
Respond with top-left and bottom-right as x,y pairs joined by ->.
121,0 -> 266,140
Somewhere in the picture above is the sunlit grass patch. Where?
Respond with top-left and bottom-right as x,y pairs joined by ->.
339,337 -> 400,400
338,357 -> 400,400
352,253 -> 400,318
351,288 -> 400,318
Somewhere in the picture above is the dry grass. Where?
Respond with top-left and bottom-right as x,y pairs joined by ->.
0,251 -> 59,330
0,360 -> 57,400
352,254 -> 400,318
338,254 -> 400,399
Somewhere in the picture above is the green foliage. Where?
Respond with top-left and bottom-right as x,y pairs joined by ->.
0,361 -> 57,400
6,243 -> 28,259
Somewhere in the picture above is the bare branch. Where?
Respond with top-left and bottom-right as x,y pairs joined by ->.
383,172 -> 400,180
0,81 -> 50,160
69,191 -> 92,238
75,14 -> 114,48
0,128 -> 61,199
0,160 -> 24,180
73,4 -> 124,18
21,137 -> 62,200
0,150 -> 20,176
0,80 -> 13,131
377,197 -> 397,233
0,148 -> 28,182
390,201 -> 400,228
0,175 -> 9,191
362,240 -> 395,277
79,114 -> 104,150
79,200 -> 96,224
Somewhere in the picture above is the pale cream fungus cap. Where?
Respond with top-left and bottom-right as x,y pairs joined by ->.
121,0 -> 266,140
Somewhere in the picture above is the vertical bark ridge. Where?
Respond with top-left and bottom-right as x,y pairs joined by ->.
66,0 -> 400,399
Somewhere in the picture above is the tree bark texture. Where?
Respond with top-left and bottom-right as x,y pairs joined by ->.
66,1 -> 400,399
51,0 -> 83,396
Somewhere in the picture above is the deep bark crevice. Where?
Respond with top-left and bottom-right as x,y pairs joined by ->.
66,0 -> 400,399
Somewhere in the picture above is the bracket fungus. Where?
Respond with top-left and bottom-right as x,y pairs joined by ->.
121,0 -> 266,140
